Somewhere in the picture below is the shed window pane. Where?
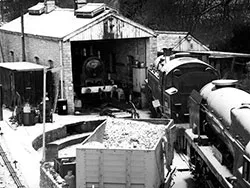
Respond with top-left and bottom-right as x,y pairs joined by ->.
10,51 -> 14,62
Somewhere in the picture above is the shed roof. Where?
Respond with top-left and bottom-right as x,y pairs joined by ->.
156,30 -> 209,52
0,4 -> 155,41
156,31 -> 189,50
0,62 -> 44,71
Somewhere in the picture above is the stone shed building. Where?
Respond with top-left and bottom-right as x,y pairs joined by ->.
0,1 -> 157,113
156,30 -> 209,55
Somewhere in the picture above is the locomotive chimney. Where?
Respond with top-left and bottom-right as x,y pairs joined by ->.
162,48 -> 172,57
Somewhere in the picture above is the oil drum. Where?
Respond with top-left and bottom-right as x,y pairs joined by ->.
57,99 -> 68,115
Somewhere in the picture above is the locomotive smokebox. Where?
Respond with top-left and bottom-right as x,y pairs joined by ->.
81,57 -> 105,86
84,57 -> 104,78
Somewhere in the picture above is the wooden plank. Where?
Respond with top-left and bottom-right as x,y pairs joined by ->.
76,148 -> 87,187
103,184 -> 125,188
99,150 -> 104,188
126,151 -> 132,188
86,183 -> 99,188
103,176 -> 126,183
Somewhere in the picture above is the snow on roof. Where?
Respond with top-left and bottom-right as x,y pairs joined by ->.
0,4 -> 155,41
0,62 -> 44,71
0,7 -> 111,40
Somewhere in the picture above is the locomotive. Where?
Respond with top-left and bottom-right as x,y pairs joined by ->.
186,80 -> 250,188
79,56 -> 116,106
146,55 -> 219,123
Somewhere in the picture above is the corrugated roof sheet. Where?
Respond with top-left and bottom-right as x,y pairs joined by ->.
0,7 -> 111,39
0,62 -> 44,71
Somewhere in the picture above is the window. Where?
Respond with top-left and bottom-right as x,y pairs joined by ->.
48,60 -> 53,68
9,51 -> 14,62
34,56 -> 39,64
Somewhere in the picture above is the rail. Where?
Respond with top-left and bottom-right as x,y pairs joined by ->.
0,144 -> 25,188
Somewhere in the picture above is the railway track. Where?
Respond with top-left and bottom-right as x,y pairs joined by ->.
0,144 -> 25,188
176,152 -> 191,171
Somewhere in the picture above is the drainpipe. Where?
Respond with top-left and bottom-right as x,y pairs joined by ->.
59,40 -> 64,99
20,2 -> 25,61
42,67 -> 47,163
44,0 -> 47,14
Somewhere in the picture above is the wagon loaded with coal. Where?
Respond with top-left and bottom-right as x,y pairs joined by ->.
75,118 -> 175,188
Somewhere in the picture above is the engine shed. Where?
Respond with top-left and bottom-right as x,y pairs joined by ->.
0,62 -> 44,108
0,2 -> 157,113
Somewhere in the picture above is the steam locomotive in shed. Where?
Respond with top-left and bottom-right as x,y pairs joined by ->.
146,54 -> 219,123
73,54 -> 117,108
186,80 -> 250,188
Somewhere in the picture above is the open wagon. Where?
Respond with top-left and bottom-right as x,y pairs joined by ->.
76,118 -> 175,188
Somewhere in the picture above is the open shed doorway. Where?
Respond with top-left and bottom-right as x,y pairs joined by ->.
71,40 -> 116,107
71,38 -> 148,110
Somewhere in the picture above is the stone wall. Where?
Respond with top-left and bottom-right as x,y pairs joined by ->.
40,162 -> 69,188
32,126 -> 67,150
62,41 -> 74,114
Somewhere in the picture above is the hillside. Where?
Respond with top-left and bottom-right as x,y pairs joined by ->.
2,0 -> 250,52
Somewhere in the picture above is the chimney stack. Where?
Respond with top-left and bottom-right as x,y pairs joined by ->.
74,0 -> 87,12
44,0 -> 56,13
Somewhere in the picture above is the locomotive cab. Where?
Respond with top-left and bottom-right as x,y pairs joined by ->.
148,56 -> 219,123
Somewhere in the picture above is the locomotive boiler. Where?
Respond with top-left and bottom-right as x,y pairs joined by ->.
186,80 -> 250,188
146,56 -> 219,123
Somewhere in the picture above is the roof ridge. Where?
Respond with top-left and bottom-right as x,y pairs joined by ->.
155,30 -> 188,35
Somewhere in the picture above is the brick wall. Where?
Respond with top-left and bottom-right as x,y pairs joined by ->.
0,31 -> 75,113
0,32 -> 60,65
148,36 -> 158,67
62,41 -> 74,114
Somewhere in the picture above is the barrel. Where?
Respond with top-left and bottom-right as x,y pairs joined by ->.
57,99 -> 68,115
23,112 -> 35,126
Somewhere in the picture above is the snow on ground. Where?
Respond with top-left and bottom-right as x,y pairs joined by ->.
58,143 -> 82,158
171,150 -> 195,188
0,151 -> 17,188
0,107 -> 196,188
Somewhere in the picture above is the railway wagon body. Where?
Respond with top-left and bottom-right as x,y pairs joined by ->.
187,80 -> 250,188
147,56 -> 219,123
